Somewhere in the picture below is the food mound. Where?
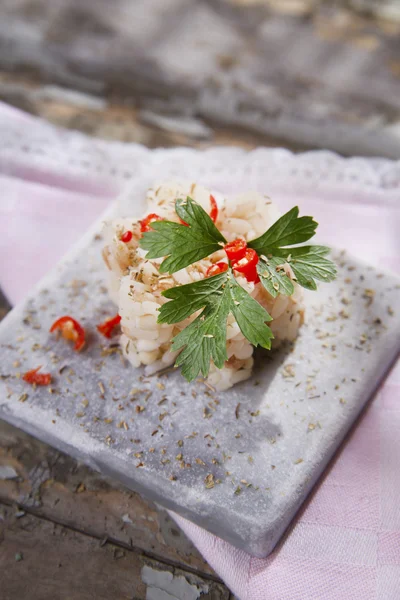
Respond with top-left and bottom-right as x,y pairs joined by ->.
102,182 -> 335,390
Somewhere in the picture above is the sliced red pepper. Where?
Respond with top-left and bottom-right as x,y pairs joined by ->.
50,316 -> 86,352
209,194 -> 218,223
179,194 -> 218,226
23,366 -> 52,386
224,238 -> 247,262
97,314 -> 121,338
206,262 -> 228,277
232,248 -> 260,283
121,230 -> 133,243
140,213 -> 163,233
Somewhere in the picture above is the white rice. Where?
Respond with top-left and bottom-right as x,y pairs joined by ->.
102,182 -> 304,390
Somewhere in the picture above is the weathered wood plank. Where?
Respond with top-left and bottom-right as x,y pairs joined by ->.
0,503 -> 230,600
0,0 -> 399,157
0,419 -> 218,579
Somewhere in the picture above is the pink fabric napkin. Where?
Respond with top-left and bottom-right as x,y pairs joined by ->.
1,102 -> 399,599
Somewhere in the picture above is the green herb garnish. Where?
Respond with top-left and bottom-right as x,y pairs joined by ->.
140,197 -> 225,274
158,269 -> 273,381
140,197 -> 336,381
248,208 -> 336,295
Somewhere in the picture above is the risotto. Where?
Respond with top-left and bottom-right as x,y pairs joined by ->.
102,182 -> 305,390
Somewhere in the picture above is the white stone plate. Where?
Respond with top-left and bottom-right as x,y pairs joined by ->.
0,179 -> 399,558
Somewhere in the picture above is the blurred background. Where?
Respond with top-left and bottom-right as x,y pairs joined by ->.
0,0 -> 399,157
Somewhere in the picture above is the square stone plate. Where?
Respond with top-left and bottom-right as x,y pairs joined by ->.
0,196 -> 399,558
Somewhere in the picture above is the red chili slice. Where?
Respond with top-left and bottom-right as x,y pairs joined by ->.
232,248 -> 260,283
140,213 -> 163,233
206,262 -> 228,277
97,314 -> 121,338
209,194 -> 218,223
121,230 -> 133,243
23,366 -> 52,386
50,316 -> 86,352
224,238 -> 247,262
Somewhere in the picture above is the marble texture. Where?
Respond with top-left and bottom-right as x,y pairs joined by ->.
0,189 -> 399,557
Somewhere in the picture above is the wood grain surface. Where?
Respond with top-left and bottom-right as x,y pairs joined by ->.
0,503 -> 230,600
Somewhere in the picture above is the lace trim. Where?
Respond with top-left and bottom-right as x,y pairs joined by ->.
0,118 -> 399,192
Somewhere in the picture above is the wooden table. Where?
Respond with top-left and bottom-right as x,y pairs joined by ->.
0,1 -> 398,598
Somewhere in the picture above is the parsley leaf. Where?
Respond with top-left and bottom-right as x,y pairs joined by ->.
158,270 -> 228,324
228,275 -> 274,349
168,289 -> 231,381
248,207 -> 336,295
248,206 -> 318,254
257,256 -> 295,298
280,245 -> 337,291
158,269 -> 273,381
140,197 -> 226,274
257,246 -> 336,296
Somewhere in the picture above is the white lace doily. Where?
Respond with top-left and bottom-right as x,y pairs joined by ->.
0,111 -> 399,199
